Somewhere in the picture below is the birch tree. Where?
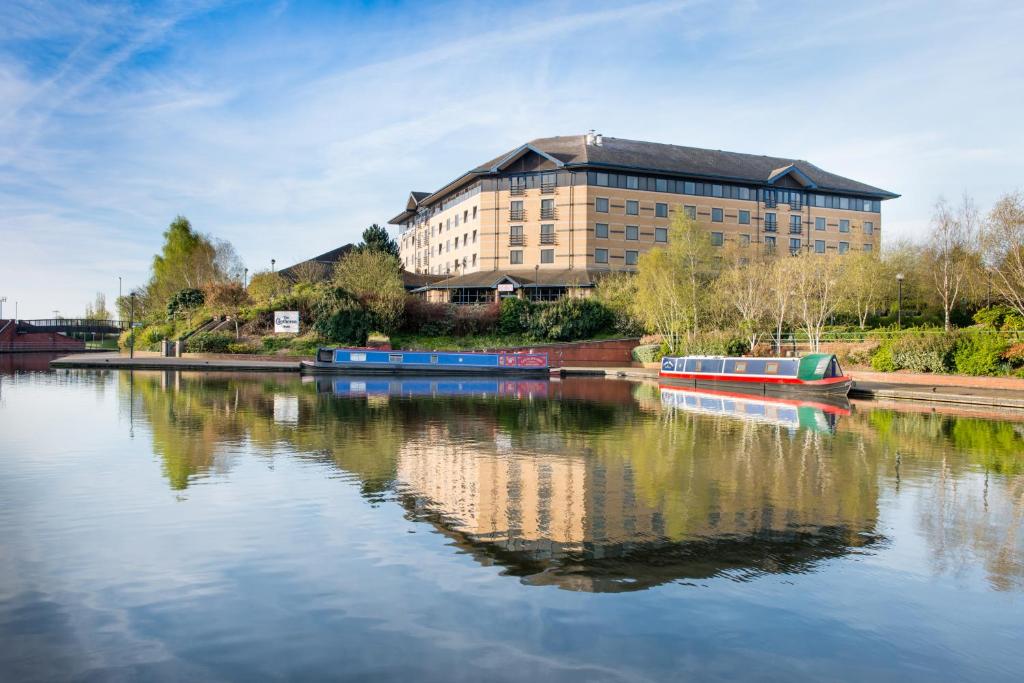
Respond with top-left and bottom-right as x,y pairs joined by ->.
790,253 -> 846,352
841,251 -> 890,329
926,196 -> 979,331
767,257 -> 795,354
982,191 -> 1024,318
716,252 -> 769,349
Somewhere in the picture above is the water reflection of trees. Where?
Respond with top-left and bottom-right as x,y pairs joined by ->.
121,372 -> 1024,592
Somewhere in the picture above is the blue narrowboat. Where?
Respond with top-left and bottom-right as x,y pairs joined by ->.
659,384 -> 850,433
306,347 -> 550,375
659,353 -> 852,397
312,376 -> 551,399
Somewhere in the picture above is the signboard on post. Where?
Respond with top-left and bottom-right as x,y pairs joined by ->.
274,311 -> 300,334
497,284 -> 514,293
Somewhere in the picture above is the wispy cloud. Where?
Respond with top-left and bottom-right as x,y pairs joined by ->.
0,0 -> 1022,317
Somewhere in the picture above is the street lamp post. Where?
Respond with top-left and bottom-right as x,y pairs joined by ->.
129,293 -> 136,359
244,268 -> 249,289
271,259 -> 276,272
896,273 -> 904,329
0,297 -> 5,320
534,264 -> 540,302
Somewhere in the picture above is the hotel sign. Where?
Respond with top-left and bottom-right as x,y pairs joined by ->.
274,311 -> 300,334
497,284 -> 514,292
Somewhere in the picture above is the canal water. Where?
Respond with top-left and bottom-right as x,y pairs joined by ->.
0,363 -> 1022,682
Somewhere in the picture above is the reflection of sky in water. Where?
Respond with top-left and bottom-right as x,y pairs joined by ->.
0,369 -> 1021,682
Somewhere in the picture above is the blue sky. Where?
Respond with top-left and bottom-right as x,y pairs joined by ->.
1,0 -> 1022,318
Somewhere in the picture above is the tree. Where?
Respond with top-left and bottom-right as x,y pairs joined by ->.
203,281 -> 250,337
333,250 -> 406,334
288,260 -> 329,285
357,224 -> 399,259
925,196 -> 980,331
767,257 -> 796,354
715,252 -> 769,349
150,216 -> 219,304
633,211 -> 716,350
247,271 -> 291,305
840,251 -> 891,329
593,272 -> 642,336
84,292 -> 112,320
166,288 -> 205,321
790,253 -> 846,352
982,191 -> 1024,320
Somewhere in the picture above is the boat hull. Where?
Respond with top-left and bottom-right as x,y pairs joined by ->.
658,372 -> 852,397
305,348 -> 550,376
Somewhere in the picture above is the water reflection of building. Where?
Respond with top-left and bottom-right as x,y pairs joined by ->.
395,405 -> 880,592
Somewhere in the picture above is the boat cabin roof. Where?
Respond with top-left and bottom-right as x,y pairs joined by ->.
662,354 -> 843,381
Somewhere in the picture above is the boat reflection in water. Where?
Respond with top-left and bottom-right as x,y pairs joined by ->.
659,383 -> 851,433
313,376 -> 551,400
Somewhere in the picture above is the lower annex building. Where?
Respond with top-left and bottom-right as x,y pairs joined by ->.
389,132 -> 899,304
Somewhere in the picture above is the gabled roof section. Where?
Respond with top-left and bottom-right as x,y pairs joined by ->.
767,164 -> 817,188
486,143 -> 566,173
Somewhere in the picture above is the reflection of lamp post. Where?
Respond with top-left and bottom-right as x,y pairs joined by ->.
896,272 -> 904,329
129,292 -> 136,359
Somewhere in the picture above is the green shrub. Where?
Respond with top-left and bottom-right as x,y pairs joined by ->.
498,298 -> 533,335
674,331 -> 750,357
226,342 -> 259,355
632,344 -> 662,364
118,330 -> 134,350
953,332 -> 1011,376
528,298 -> 612,341
185,331 -> 234,353
1003,343 -> 1024,367
166,288 -> 205,319
870,344 -> 896,372
315,307 -> 372,346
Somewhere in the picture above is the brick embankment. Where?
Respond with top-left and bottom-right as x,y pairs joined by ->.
50,353 -> 301,372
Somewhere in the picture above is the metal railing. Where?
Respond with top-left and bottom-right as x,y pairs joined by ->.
764,223 -> 777,232
509,209 -> 525,221
540,207 -> 557,219
509,235 -> 525,246
510,186 -> 526,196
540,183 -> 556,194
540,233 -> 557,245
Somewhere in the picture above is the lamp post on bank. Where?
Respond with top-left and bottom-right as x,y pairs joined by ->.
0,297 -> 6,320
896,273 -> 904,329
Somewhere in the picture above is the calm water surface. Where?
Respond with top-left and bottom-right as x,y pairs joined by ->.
0,359 -> 1022,682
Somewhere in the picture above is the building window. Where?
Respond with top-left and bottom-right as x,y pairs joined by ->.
790,238 -> 801,254
454,214 -> 459,227
510,225 -> 524,245
625,225 -> 639,240
472,206 -> 477,219
510,176 -> 527,195
510,201 -> 525,221
864,243 -> 873,252
625,200 -> 639,215
540,173 -> 556,193
764,212 -> 777,232
472,253 -> 477,266
595,223 -> 609,238
625,250 -> 638,266
839,197 -> 850,210
655,227 -> 668,243
510,249 -> 523,264
454,237 -> 459,248
740,234 -> 750,247
815,217 -> 826,231
838,241 -> 849,254
863,221 -> 874,235
684,205 -> 696,219
656,178 -> 668,192
655,203 -> 668,218
711,207 -> 723,222
446,239 -> 450,252
540,198 -> 555,219
739,210 -> 750,225
463,210 -> 468,222
541,249 -> 554,263
764,190 -> 777,208
472,229 -> 477,243
840,219 -> 850,233
540,223 -> 555,244
790,215 -> 802,234
446,218 -> 451,230
765,235 -> 776,251
711,232 -> 724,246
596,197 -> 609,213
815,239 -> 826,254
595,248 -> 609,264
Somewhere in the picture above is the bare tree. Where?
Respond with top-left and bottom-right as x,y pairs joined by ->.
982,191 -> 1024,318
288,260 -> 329,285
716,251 -> 769,349
926,195 -> 980,331
767,257 -> 795,354
790,253 -> 846,352
841,251 -> 891,329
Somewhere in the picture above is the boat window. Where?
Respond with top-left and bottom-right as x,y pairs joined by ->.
389,353 -> 403,363
693,359 -> 703,372
318,349 -> 333,363
815,358 -> 830,376
734,361 -> 747,373
765,362 -> 779,374
351,352 -> 367,362
430,354 -> 439,364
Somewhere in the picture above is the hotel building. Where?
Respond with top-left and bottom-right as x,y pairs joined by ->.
390,133 -> 898,303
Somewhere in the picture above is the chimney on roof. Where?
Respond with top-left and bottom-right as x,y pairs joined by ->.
585,130 -> 595,145
586,130 -> 603,146
594,133 -> 603,146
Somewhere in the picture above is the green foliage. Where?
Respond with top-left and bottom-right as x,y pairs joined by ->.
631,344 -> 663,364
1002,343 -> 1024,367
593,272 -> 643,336
528,298 -> 613,341
316,308 -> 372,346
674,330 -> 750,356
974,304 -> 1024,331
166,288 -> 205,319
227,342 -> 259,354
357,223 -> 399,258
136,324 -> 175,350
185,331 -> 235,353
247,271 -> 291,305
869,332 -> 957,373
953,332 -> 1011,376
333,250 -> 405,333
498,297 -> 533,334
118,330 -> 134,350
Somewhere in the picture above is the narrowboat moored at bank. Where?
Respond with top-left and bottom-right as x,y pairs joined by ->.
659,353 -> 852,397
306,347 -> 550,375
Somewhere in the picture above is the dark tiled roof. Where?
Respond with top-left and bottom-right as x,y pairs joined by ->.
418,268 -> 611,290
401,270 -> 445,289
410,191 -> 431,202
476,135 -> 898,198
278,244 -> 354,281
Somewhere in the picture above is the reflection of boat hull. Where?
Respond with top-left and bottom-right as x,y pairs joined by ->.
306,348 -> 549,376
314,375 -> 550,399
660,384 -> 850,432
658,374 -> 853,398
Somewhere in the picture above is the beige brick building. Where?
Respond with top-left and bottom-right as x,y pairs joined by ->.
390,133 -> 898,303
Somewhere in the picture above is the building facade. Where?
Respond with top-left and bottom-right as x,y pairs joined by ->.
390,133 -> 898,303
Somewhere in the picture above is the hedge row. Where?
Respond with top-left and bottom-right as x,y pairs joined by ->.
870,331 -> 1023,376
